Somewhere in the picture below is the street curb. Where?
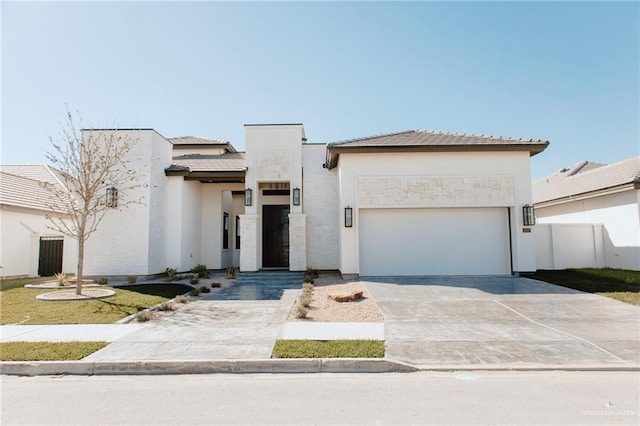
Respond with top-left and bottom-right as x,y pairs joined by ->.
2,359 -> 638,376
0,358 -> 418,376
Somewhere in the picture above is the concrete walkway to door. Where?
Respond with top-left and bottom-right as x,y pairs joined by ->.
362,276 -> 640,368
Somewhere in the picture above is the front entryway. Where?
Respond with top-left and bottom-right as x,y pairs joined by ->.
262,205 -> 290,267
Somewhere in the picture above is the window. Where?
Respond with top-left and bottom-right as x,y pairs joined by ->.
235,216 -> 241,249
223,213 -> 229,249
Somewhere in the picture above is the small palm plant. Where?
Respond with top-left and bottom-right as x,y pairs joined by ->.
54,272 -> 68,286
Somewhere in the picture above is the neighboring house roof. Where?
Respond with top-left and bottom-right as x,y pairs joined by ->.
165,153 -> 247,183
169,136 -> 237,153
325,130 -> 549,169
0,167 -> 70,213
0,164 -> 66,185
532,156 -> 640,205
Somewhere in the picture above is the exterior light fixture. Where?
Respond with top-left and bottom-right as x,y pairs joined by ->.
292,187 -> 301,206
106,186 -> 118,208
523,204 -> 535,226
244,188 -> 253,206
344,206 -> 353,228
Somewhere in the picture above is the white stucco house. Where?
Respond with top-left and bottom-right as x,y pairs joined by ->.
67,124 -> 548,278
532,156 -> 640,271
0,165 -> 77,277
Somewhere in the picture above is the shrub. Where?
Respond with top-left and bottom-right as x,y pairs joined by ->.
165,267 -> 178,281
96,277 -> 108,285
300,293 -> 312,307
303,274 -> 314,284
127,275 -> 138,284
136,311 -> 153,322
294,305 -> 308,319
191,264 -> 210,278
156,302 -> 175,312
190,287 -> 201,297
200,285 -> 211,294
225,266 -> 239,279
190,273 -> 200,285
54,272 -> 68,286
211,282 -> 221,288
174,295 -> 189,304
306,267 -> 319,278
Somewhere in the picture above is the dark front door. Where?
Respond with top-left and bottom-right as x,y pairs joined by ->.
262,205 -> 289,268
38,237 -> 64,276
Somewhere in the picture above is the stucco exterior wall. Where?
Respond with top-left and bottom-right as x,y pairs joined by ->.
536,189 -> 640,270
180,180 -> 202,271
200,185 -> 237,269
302,144 -> 339,269
0,206 -> 76,277
335,151 -> 536,275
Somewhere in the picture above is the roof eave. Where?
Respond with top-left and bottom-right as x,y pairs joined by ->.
533,182 -> 637,207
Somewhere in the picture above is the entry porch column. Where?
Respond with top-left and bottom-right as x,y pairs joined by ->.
288,214 -> 307,271
239,214 -> 258,272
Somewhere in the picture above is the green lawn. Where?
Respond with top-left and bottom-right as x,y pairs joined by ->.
523,268 -> 640,306
0,341 -> 108,361
1,277 -> 169,324
273,340 -> 385,358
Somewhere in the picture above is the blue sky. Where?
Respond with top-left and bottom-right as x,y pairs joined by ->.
2,1 -> 638,181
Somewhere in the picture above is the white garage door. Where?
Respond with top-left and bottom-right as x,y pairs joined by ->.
359,208 -> 511,276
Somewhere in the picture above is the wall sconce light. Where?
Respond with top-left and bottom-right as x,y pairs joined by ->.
292,187 -> 301,206
344,206 -> 353,228
106,186 -> 118,208
244,188 -> 253,206
523,204 -> 535,226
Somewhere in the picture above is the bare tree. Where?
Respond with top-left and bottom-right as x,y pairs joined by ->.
43,111 -> 144,295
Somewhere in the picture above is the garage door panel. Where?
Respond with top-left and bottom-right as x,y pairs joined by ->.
359,208 -> 510,275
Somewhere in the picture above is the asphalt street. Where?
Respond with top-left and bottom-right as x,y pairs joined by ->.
2,371 -> 638,425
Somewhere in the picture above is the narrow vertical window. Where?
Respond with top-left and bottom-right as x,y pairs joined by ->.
223,213 -> 229,249
235,215 -> 241,249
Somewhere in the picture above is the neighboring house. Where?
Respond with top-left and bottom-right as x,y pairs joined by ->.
73,124 -> 547,278
0,165 -> 77,278
532,156 -> 640,270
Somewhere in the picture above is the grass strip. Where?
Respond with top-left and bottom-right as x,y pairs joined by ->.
273,339 -> 385,358
524,268 -> 640,306
1,287 -> 168,325
0,341 -> 108,361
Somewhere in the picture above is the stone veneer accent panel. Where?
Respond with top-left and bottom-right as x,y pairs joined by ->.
288,214 -> 307,271
256,151 -> 291,180
357,176 -> 515,207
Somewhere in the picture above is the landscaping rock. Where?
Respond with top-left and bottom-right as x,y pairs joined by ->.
328,291 -> 363,303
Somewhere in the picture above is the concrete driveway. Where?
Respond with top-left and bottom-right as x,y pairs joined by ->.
362,276 -> 640,368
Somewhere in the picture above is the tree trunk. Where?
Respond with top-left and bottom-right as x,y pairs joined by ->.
76,238 -> 84,295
